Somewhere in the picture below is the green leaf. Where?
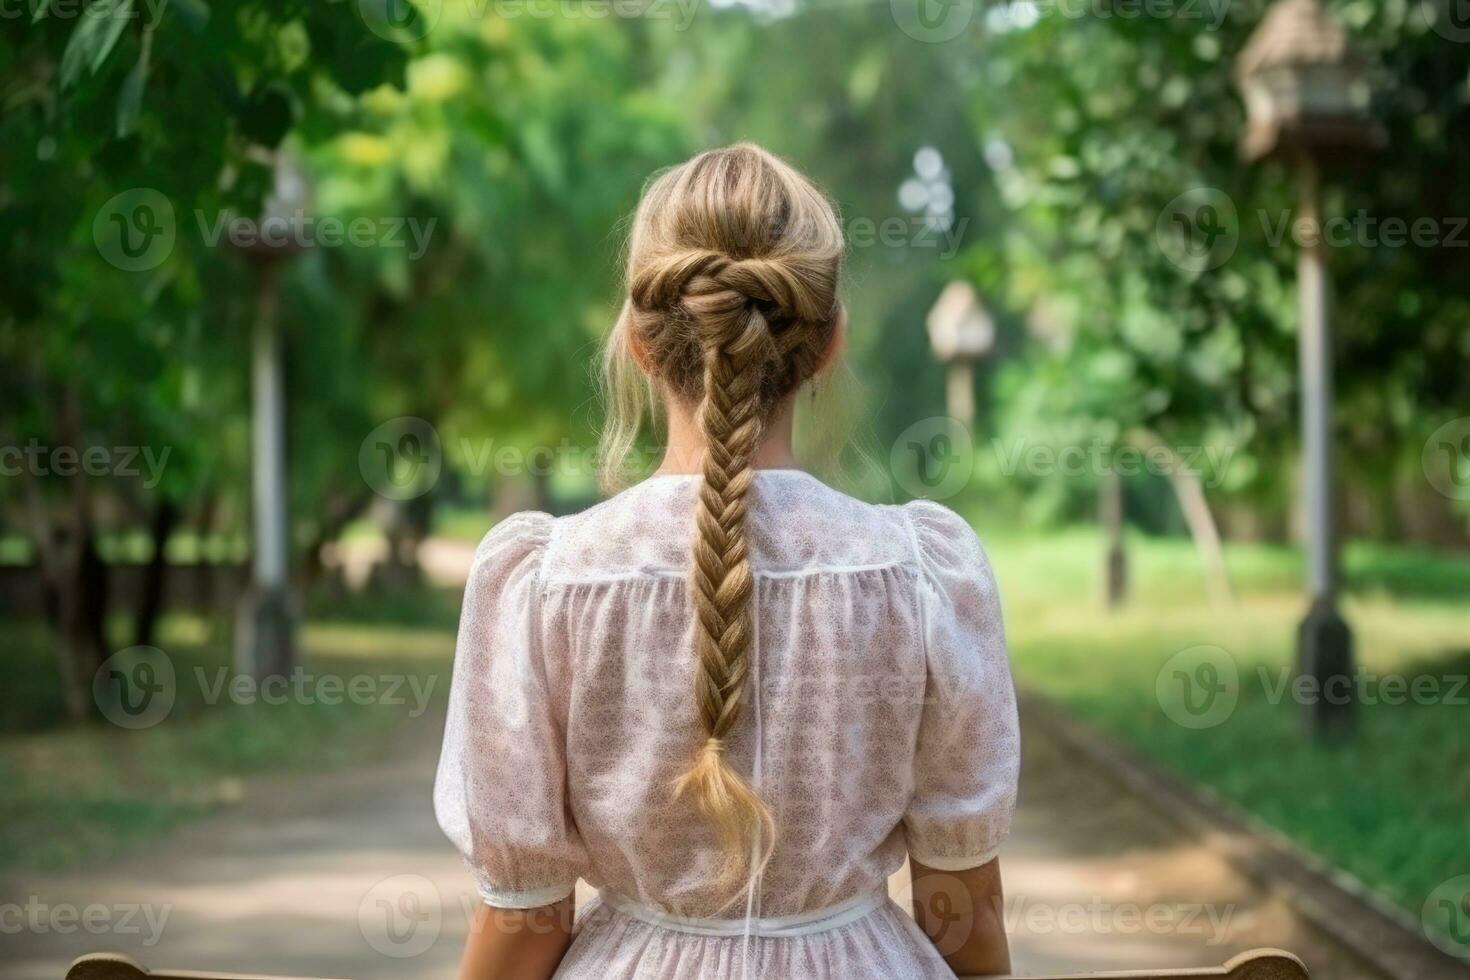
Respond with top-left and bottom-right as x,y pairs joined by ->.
31,0 -> 55,23
60,0 -> 135,90
116,33 -> 151,138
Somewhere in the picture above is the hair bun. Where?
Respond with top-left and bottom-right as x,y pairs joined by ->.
632,250 -> 833,330
629,249 -> 727,311
717,257 -> 832,325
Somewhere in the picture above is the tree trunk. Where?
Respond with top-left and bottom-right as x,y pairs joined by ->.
1131,430 -> 1235,610
134,499 -> 180,648
29,485 -> 108,720
302,488 -> 372,587
1099,469 -> 1128,609
380,493 -> 432,589
29,389 -> 111,720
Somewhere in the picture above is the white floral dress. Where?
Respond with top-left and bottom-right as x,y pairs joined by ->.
434,470 -> 1020,979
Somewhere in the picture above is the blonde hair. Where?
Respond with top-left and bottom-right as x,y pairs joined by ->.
600,144 -> 845,887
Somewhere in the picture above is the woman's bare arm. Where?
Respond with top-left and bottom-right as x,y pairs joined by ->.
457,896 -> 575,980
910,857 -> 1011,977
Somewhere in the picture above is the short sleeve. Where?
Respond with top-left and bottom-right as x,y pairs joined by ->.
901,500 -> 1020,871
433,512 -> 586,908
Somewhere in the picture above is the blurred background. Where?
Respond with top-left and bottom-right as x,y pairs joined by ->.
2,0 -> 1468,977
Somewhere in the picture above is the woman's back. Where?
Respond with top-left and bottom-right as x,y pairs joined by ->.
438,141 -> 1015,979
436,470 -> 1019,977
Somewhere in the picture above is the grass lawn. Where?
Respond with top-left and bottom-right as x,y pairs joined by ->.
973,521 -> 1470,918
0,588 -> 460,871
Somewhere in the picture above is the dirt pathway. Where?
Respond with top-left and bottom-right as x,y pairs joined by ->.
1,697 -> 1386,980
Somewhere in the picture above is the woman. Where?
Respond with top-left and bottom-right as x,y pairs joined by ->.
435,143 -> 1019,979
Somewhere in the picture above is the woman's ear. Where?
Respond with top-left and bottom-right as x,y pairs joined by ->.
817,305 -> 847,372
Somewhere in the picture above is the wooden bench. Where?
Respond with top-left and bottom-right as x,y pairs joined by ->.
66,948 -> 1309,980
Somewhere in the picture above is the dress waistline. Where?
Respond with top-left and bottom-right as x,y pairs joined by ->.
597,889 -> 887,939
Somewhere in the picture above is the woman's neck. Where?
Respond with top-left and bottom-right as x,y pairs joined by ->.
655,396 -> 800,476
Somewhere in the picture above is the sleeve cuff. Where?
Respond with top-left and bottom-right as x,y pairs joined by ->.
477,881 -> 577,909
907,841 -> 1004,871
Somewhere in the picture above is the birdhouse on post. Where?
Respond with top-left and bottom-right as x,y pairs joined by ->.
926,281 -> 994,426
1236,0 -> 1382,741
1236,0 -> 1382,163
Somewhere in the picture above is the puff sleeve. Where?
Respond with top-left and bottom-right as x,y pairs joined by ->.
433,512 -> 586,908
901,500 -> 1021,871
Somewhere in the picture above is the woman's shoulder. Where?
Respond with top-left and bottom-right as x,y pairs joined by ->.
716,470 -> 919,573
895,498 -> 996,590
475,510 -> 554,550
898,497 -> 980,544
499,474 -> 991,581
536,478 -> 694,582
535,471 -> 916,579
469,511 -> 555,578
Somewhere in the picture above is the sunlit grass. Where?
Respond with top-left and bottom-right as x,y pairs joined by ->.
977,523 -> 1470,914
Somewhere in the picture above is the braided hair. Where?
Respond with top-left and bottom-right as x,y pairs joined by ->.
604,145 -> 845,888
